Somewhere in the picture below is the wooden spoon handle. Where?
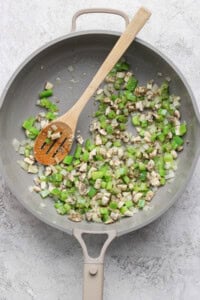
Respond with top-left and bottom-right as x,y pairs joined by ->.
61,7 -> 151,123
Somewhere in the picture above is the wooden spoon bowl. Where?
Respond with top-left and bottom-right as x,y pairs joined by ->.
34,122 -> 73,165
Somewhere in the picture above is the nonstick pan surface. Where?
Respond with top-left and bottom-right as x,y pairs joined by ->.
0,30 -> 200,237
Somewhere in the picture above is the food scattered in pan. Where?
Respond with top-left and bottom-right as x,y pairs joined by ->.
13,59 -> 187,224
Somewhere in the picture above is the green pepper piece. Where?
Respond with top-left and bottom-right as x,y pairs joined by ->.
157,133 -> 165,142
22,116 -> 35,130
116,167 -> 127,178
45,112 -> 56,120
39,89 -> 53,98
106,181 -> 113,191
88,187 -> 97,198
138,199 -> 145,209
123,176 -> 130,184
114,78 -> 124,90
164,153 -> 173,163
63,155 -> 73,165
100,207 -> 109,215
48,173 -> 63,183
50,188 -> 61,197
117,115 -> 128,123
39,98 -> 58,112
140,170 -> 147,181
27,127 -> 39,139
158,168 -> 166,177
40,190 -> 50,198
177,123 -> 187,136
172,136 -> 184,149
57,206 -> 68,215
63,203 -> 71,213
125,200 -> 133,209
101,181 -> 107,189
141,120 -> 148,128
120,206 -> 128,215
132,115 -> 140,126
124,91 -> 137,101
115,61 -> 130,71
160,178 -> 166,185
59,191 -> 68,201
91,171 -> 104,180
125,76 -> 138,91
81,151 -> 89,162
74,144 -> 82,159
85,139 -> 95,151
139,162 -> 146,171
113,140 -> 122,147
106,125 -> 114,134
160,81 -> 169,100
109,201 -> 118,209
119,124 -> 126,131
107,110 -> 116,119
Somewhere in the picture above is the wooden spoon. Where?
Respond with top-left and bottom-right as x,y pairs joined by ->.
34,7 -> 151,165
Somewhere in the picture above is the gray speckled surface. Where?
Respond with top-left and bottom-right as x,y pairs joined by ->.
1,1 -> 200,299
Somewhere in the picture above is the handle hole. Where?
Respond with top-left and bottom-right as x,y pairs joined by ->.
74,14 -> 126,32
82,233 -> 108,258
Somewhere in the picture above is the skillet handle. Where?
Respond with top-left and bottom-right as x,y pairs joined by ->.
73,229 -> 116,300
71,8 -> 130,32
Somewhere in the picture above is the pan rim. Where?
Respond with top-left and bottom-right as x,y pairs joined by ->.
0,30 -> 200,236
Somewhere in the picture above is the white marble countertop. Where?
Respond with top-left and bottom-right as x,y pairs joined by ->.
0,1 -> 200,299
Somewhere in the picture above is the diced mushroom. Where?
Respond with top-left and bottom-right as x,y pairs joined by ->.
79,173 -> 86,181
118,201 -> 125,208
96,88 -> 103,95
89,149 -> 97,160
99,147 -> 107,157
174,110 -> 180,119
94,179 -> 102,189
28,165 -> 39,174
149,171 -> 160,187
85,212 -> 93,221
77,182 -> 88,195
99,129 -> 107,136
79,163 -> 87,172
24,157 -> 34,165
171,150 -> 178,159
101,195 -> 110,206
76,134 -> 84,144
51,124 -> 58,131
51,132 -> 61,140
44,81 -> 54,90
147,159 -> 155,171
33,186 -> 41,192
145,190 -> 154,201
117,184 -> 127,191
41,120 -> 49,129
131,136 -> 142,143
133,192 -> 143,203
124,210 -> 134,217
95,135 -> 102,146
103,97 -> 111,103
110,211 -> 120,221
149,149 -> 157,158
116,72 -> 125,78
40,181 -> 47,190
68,212 -> 82,222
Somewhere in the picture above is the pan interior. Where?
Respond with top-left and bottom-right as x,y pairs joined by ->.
0,32 -> 199,236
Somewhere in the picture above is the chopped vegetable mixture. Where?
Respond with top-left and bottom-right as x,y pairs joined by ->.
13,60 -> 187,224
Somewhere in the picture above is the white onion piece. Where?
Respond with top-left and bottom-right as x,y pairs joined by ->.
17,160 -> 28,171
12,138 -> 20,152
